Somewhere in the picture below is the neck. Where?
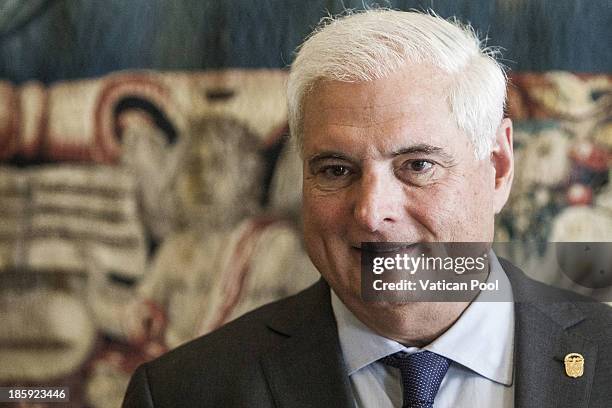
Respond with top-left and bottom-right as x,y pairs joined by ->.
344,297 -> 470,347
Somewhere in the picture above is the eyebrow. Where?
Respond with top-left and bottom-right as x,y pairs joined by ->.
391,144 -> 454,162
307,144 -> 454,167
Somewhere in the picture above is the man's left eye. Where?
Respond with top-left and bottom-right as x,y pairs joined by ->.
395,159 -> 439,186
406,160 -> 434,172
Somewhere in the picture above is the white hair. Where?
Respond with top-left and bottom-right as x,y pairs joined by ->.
287,9 -> 507,159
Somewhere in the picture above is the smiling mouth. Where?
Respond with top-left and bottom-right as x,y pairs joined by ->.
353,242 -> 419,254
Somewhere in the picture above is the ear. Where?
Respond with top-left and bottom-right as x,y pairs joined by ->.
491,118 -> 514,214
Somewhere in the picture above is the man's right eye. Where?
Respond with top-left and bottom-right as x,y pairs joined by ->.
321,165 -> 352,178
312,164 -> 355,190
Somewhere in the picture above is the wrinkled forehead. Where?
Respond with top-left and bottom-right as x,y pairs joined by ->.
300,66 -> 471,157
304,65 -> 453,123
307,85 -> 417,127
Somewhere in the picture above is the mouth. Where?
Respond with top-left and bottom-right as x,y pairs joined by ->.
351,242 -> 419,255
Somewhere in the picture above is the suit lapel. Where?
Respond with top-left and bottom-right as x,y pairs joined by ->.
259,262 -> 600,408
503,259 -> 598,408
260,279 -> 355,408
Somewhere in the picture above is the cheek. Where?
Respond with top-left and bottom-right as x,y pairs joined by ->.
402,168 -> 496,240
444,168 -> 496,239
301,191 -> 347,273
302,185 -> 353,255
464,165 -> 496,212
303,189 -> 346,232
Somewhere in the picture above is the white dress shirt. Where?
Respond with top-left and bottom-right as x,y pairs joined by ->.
331,252 -> 515,408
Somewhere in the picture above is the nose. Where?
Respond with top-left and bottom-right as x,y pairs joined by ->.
352,168 -> 401,233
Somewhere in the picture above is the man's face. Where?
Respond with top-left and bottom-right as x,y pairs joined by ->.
301,64 -> 513,312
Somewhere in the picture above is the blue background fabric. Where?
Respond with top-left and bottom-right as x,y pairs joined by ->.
0,0 -> 610,84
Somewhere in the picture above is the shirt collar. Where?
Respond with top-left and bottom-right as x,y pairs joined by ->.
331,251 -> 514,386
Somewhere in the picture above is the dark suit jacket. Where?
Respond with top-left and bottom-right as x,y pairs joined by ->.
123,259 -> 612,407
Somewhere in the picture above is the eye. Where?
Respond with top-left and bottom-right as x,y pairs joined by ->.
311,163 -> 356,190
395,159 -> 439,186
322,165 -> 352,178
408,160 -> 433,172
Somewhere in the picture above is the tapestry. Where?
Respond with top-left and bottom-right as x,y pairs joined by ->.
0,164 -> 146,278
0,69 -> 610,407
497,72 -> 612,299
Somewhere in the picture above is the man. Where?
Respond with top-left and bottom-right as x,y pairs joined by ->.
123,10 -> 612,407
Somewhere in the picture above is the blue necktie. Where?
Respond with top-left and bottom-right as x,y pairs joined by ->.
380,351 -> 450,408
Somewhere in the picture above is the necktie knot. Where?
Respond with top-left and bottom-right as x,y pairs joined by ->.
380,351 -> 450,408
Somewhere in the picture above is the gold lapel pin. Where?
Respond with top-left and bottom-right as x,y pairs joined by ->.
564,353 -> 584,378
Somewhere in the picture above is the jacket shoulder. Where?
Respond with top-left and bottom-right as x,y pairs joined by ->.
123,280 -> 329,407
500,257 -> 612,335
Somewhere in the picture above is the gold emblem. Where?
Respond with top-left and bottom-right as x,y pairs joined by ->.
564,353 -> 584,378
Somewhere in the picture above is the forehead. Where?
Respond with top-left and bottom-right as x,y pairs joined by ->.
301,65 -> 471,157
